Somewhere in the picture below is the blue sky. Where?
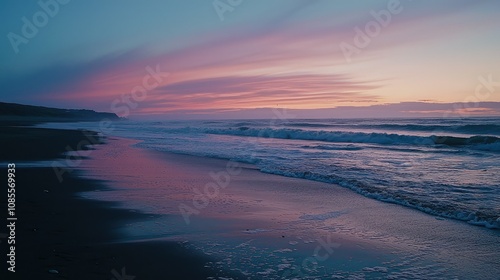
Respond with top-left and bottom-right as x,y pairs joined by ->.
1,0 -> 499,118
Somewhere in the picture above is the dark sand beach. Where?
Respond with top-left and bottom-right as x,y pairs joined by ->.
2,120 -> 499,279
0,123 -> 244,279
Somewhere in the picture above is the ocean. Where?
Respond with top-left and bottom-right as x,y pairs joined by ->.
46,117 -> 500,230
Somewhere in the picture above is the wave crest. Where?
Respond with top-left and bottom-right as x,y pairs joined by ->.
202,127 -> 500,151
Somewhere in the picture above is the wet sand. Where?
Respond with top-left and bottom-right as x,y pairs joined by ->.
0,124 -> 244,279
77,137 -> 500,279
2,122 -> 499,279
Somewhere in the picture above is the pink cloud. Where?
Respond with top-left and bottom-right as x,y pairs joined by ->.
6,0 -> 495,116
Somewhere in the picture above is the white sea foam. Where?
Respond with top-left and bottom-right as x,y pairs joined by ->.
38,119 -> 500,230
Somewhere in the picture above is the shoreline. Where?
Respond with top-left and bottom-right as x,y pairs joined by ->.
34,120 -> 500,231
0,124 -> 244,279
2,122 -> 499,279
77,135 -> 500,279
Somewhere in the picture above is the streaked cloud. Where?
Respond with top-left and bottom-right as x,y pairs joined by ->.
0,0 -> 499,117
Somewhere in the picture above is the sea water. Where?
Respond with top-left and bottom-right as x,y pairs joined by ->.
41,117 -> 500,229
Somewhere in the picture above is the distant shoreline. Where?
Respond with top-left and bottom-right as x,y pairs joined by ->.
0,102 -> 120,122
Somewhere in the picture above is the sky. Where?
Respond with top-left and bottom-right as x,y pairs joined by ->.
1,0 -> 499,119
